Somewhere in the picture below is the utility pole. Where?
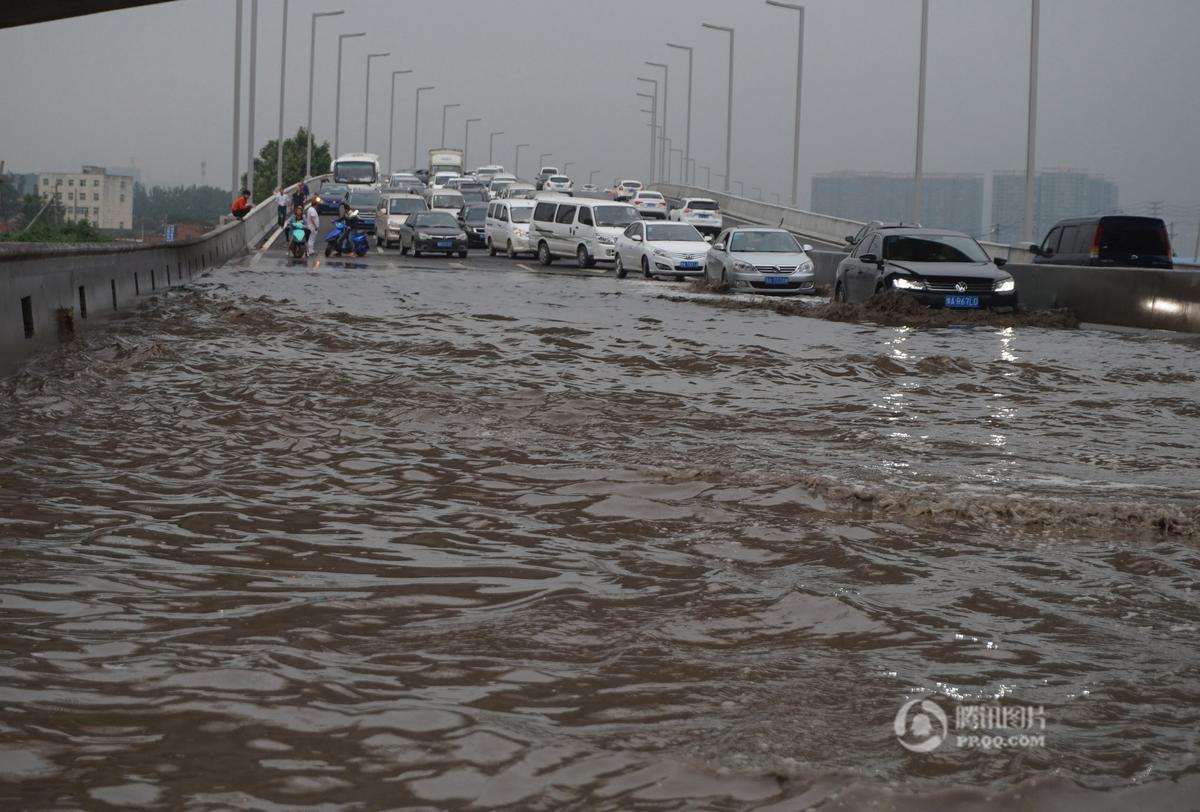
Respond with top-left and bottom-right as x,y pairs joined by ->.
489,131 -> 503,165
387,69 -> 413,174
646,61 -> 668,187
246,0 -> 258,197
306,11 -> 344,178
231,0 -> 243,197
913,0 -> 929,225
766,0 -> 805,207
666,43 -> 693,185
275,0 -> 288,189
1022,0 -> 1040,244
701,23 -> 734,193
463,118 -> 481,170
636,78 -> 657,182
363,52 -> 391,153
412,86 -> 434,169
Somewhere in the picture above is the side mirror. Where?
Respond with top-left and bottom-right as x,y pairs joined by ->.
712,243 -> 726,252
802,244 -> 814,252
845,235 -> 857,245
993,257 -> 1008,268
631,234 -> 643,242
704,235 -> 714,242
858,253 -> 878,264
1028,243 -> 1044,256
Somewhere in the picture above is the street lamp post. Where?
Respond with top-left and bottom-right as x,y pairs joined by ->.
638,97 -> 656,182
489,131 -> 503,165
661,136 -> 673,183
463,117 -> 480,170
231,0 -> 242,197
701,165 -> 711,188
306,10 -> 343,178
387,69 -> 413,173
646,61 -> 668,187
672,148 -> 683,186
333,31 -> 366,161
733,180 -> 744,197
589,169 -> 600,184
1023,0 -> 1040,244
275,0 -> 289,188
363,52 -> 390,153
913,0 -> 929,224
666,43 -> 693,185
752,185 -> 762,200
701,23 -> 735,193
636,78 -> 658,181
766,0 -> 805,207
515,144 -> 529,179
246,0 -> 257,197
440,103 -> 460,148
563,162 -> 575,177
539,152 -> 553,170
412,86 -> 434,169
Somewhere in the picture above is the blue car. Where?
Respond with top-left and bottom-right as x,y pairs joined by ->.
316,183 -> 349,215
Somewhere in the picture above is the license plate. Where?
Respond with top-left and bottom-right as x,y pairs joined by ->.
680,261 -> 700,269
697,213 -> 711,218
945,295 -> 980,308
765,276 -> 789,286
437,240 -> 452,248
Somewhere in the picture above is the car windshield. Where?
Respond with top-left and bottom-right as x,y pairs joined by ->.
549,176 -> 569,183
348,191 -> 379,208
389,198 -> 425,214
464,207 -> 486,224
333,161 -> 376,184
491,181 -> 513,191
595,205 -> 638,228
509,207 -> 534,223
882,234 -> 989,263
541,168 -> 558,175
646,223 -> 705,242
638,192 -> 663,200
432,194 -> 463,208
415,212 -> 458,228
321,184 -> 348,197
729,231 -> 801,253
687,200 -> 718,210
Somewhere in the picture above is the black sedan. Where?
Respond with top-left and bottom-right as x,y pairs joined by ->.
398,211 -> 469,258
316,183 -> 349,215
833,228 -> 1017,311
457,204 -> 488,248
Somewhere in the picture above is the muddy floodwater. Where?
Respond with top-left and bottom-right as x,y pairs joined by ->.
2,254 -> 1199,810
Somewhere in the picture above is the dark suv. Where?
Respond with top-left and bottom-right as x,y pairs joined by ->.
1032,216 -> 1173,269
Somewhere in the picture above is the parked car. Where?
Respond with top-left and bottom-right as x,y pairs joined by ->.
501,183 -> 537,200
543,175 -> 574,195
844,220 -> 919,251
614,221 -> 711,281
632,190 -> 669,219
530,197 -> 639,267
704,227 -> 817,295
668,197 -> 722,236
375,193 -> 428,247
424,188 -> 466,214
534,167 -> 560,190
345,188 -> 381,231
833,227 -> 1016,310
615,180 -> 644,201
316,183 -> 349,215
398,211 -> 469,258
458,203 -> 488,248
486,199 -> 537,258
1032,215 -> 1173,269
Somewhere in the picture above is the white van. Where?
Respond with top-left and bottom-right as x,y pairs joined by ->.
485,199 -> 537,258
529,196 -> 639,268
425,189 -> 465,214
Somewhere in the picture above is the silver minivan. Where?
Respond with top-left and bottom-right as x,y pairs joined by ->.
485,199 -> 537,258
530,197 -> 639,268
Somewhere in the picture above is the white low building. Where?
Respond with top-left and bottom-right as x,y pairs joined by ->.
38,165 -> 135,231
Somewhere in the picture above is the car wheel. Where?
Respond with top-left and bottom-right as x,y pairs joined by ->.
721,269 -> 728,291
835,281 -> 846,303
576,245 -> 592,269
642,256 -> 652,279
538,242 -> 553,266
615,253 -> 627,279
324,245 -> 333,257
488,238 -> 497,257
506,240 -> 517,259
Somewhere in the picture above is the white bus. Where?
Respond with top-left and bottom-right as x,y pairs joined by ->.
330,153 -> 380,190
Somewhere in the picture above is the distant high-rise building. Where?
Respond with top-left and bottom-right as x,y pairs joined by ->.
37,166 -> 135,231
990,169 -> 1119,245
810,172 -> 983,237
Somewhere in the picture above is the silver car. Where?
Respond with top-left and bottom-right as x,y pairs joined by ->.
703,227 -> 817,295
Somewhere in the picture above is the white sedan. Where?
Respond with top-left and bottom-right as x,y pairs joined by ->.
632,190 -> 669,219
614,221 -> 711,280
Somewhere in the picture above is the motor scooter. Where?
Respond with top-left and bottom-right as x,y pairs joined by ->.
323,210 -> 370,258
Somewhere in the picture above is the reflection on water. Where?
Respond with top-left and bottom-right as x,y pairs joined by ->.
1,256 -> 1198,809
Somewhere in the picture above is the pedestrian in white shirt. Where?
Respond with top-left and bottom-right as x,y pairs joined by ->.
303,198 -> 320,256
274,188 -> 289,229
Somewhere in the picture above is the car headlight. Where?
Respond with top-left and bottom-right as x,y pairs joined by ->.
993,277 -> 1015,293
652,247 -> 669,257
891,276 -> 926,291
597,235 -> 615,245
417,232 -> 434,240
732,260 -> 756,273
797,260 -> 814,273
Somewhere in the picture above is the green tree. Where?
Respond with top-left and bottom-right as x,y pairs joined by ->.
133,183 -> 230,229
247,127 -> 331,202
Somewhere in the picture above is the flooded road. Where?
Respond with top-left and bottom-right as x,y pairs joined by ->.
2,249 -> 1199,809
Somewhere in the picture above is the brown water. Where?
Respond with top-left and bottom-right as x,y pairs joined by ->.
2,255 -> 1199,810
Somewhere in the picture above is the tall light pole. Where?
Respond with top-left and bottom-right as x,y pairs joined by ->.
489,131 -> 503,165
440,103 -> 460,148
563,162 -> 575,177
666,43 -> 693,185
589,169 -> 600,184
1023,0 -> 1040,244
412,86 -> 434,169
733,180 -> 744,197
387,69 -> 412,173
539,152 -> 553,170
752,185 -> 762,200
701,23 -> 734,193
701,165 -> 712,188
463,117 -> 480,170
646,61 -> 668,187
766,0 -> 804,207
636,78 -> 658,182
275,0 -> 289,188
306,10 -> 343,178
231,0 -> 242,196
671,148 -> 683,186
333,31 -> 366,161
661,136 -> 673,183
515,143 -> 529,179
246,0 -> 257,197
913,0 -> 929,224
363,52 -> 390,153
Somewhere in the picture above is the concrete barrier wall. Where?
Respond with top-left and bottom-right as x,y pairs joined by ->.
0,178 -> 323,368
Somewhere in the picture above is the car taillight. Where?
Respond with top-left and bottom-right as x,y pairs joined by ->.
1161,224 -> 1172,258
683,209 -> 692,214
1090,224 -> 1101,259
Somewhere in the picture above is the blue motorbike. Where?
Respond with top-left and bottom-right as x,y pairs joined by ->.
323,213 -> 370,258
287,221 -> 310,258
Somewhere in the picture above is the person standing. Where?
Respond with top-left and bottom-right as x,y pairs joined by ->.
303,196 -> 320,257
274,187 -> 289,229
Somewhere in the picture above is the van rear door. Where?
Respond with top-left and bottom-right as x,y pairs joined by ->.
1096,217 -> 1173,268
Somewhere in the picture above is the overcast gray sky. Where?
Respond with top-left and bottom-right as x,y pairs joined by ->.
2,0 -> 1197,225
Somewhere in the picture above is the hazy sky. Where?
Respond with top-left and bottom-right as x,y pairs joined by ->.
2,0 -> 1197,228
